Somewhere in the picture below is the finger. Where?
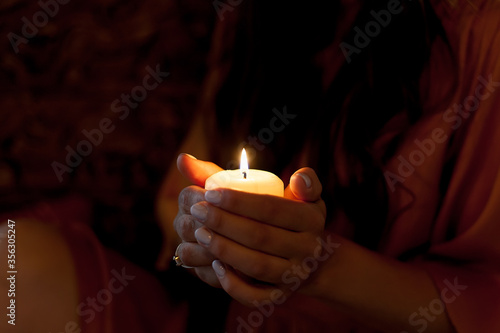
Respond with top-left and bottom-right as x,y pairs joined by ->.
176,242 -> 216,267
195,227 -> 290,284
194,266 -> 222,288
288,168 -> 323,202
177,153 -> 223,187
190,202 -> 306,258
212,260 -> 289,307
174,213 -> 205,242
204,189 -> 325,232
177,185 -> 206,215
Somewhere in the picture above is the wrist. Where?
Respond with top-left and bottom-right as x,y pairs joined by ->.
297,232 -> 346,300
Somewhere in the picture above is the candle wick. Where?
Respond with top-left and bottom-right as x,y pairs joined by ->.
243,171 -> 247,179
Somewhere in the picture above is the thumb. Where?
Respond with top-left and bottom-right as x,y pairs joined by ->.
177,153 -> 223,187
285,167 -> 323,202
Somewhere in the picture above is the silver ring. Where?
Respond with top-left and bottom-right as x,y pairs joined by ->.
173,243 -> 194,269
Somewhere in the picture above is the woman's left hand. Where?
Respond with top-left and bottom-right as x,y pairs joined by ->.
191,168 -> 330,306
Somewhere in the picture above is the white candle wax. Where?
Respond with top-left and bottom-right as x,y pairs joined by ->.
204,148 -> 284,196
205,169 -> 284,196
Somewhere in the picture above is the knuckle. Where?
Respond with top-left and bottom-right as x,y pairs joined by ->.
175,215 -> 195,239
250,227 -> 271,249
259,199 -> 280,221
307,206 -> 325,231
178,187 -> 191,211
180,243 -> 214,267
178,186 -> 203,212
248,259 -> 273,281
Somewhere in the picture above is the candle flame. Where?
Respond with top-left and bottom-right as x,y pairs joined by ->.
240,148 -> 248,178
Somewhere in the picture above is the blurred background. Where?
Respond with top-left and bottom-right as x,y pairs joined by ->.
0,0 -> 215,270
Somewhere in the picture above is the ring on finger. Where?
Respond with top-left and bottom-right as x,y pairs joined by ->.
173,243 -> 194,269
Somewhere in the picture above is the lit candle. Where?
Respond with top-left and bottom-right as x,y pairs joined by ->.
205,149 -> 284,196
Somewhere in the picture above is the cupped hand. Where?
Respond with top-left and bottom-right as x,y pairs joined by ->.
191,167 -> 328,306
172,153 -> 224,287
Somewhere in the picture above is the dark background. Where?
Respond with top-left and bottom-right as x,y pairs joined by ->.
0,0 -> 215,270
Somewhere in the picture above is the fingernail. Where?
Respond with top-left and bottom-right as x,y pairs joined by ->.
183,153 -> 197,160
205,190 -> 222,204
190,203 -> 208,222
212,260 -> 226,278
295,173 -> 312,188
195,227 -> 212,246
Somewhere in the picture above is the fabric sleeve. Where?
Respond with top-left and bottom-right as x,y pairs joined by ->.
417,1 -> 500,331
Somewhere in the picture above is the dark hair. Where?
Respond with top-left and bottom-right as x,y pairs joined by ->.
211,0 -> 450,249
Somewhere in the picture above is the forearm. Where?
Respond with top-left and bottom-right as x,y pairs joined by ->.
304,234 -> 454,333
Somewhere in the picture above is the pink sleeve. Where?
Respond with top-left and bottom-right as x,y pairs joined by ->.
419,1 -> 500,330
385,1 -> 500,331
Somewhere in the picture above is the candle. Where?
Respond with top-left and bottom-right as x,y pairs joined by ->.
205,149 -> 284,196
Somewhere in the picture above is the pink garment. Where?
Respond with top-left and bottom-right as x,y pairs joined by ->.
385,0 -> 500,331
